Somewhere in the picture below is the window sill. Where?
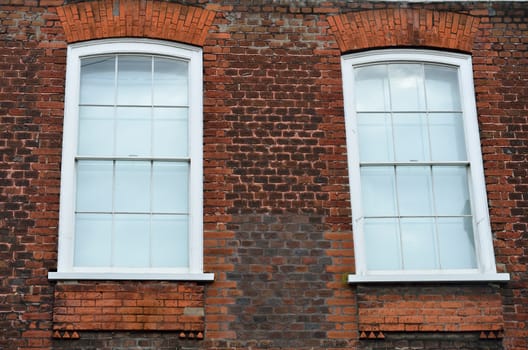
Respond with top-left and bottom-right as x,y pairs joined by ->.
48,271 -> 215,281
348,272 -> 510,284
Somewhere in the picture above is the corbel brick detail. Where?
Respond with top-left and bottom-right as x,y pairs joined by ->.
327,9 -> 480,53
56,0 -> 216,45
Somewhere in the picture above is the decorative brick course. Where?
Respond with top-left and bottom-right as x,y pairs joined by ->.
56,0 -> 216,45
52,281 -> 205,332
358,332 -> 503,350
328,9 -> 481,53
357,284 -> 504,333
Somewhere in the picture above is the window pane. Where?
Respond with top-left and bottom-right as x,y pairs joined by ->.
364,218 -> 400,270
76,160 -> 113,212
388,64 -> 426,111
152,162 -> 188,213
114,161 -> 151,212
433,166 -> 471,216
357,113 -> 393,162
80,56 -> 115,105
397,166 -> 433,216
74,214 -> 112,267
437,217 -> 477,269
115,107 -> 151,157
152,108 -> 188,157
114,214 -> 150,267
429,113 -> 467,161
151,215 -> 188,267
393,113 -> 429,162
354,65 -> 389,111
360,166 -> 397,217
117,56 -> 152,106
153,58 -> 188,106
400,218 -> 437,269
425,65 -> 461,111
78,106 -> 114,156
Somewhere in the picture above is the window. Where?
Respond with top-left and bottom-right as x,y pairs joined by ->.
49,39 -> 213,280
341,49 -> 508,282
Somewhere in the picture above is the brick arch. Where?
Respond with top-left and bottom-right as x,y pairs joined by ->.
56,0 -> 216,46
327,9 -> 480,53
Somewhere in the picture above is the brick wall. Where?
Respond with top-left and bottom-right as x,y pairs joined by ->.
358,332 -> 503,350
471,4 -> 528,349
53,282 -> 205,335
1,1 -> 527,349
1,1 -> 65,349
357,285 -> 504,333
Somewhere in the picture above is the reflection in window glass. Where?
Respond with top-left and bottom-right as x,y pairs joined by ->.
356,62 -> 477,271
74,54 -> 190,269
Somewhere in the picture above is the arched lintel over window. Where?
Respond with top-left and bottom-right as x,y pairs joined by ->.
327,9 -> 481,54
56,0 -> 216,46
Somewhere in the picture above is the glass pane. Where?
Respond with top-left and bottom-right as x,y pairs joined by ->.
354,65 -> 389,111
433,166 -> 471,216
153,58 -> 188,106
114,161 -> 151,212
76,160 -> 113,212
397,166 -> 433,216
152,162 -> 188,213
425,65 -> 461,111
151,215 -> 188,267
364,218 -> 400,270
114,214 -> 150,267
357,113 -> 393,162
117,56 -> 152,106
80,56 -> 115,105
400,218 -> 437,269
437,217 -> 477,269
393,113 -> 429,162
78,106 -> 114,156
360,166 -> 397,217
152,108 -> 188,157
388,64 -> 426,111
115,107 -> 151,157
74,213 -> 112,267
429,113 -> 467,161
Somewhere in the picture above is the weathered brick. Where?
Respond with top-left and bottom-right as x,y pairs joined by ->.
2,1 -> 527,350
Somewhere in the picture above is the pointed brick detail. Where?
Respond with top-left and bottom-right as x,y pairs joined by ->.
56,0 -> 216,45
488,331 -> 497,339
71,331 -> 80,339
53,330 -> 62,339
359,331 -> 368,339
327,9 -> 480,53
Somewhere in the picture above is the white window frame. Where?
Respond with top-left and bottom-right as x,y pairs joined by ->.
341,49 -> 509,283
48,39 -> 213,281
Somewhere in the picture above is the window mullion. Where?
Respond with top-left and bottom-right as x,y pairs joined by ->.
429,165 -> 442,269
421,63 -> 442,270
111,159 -> 116,268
